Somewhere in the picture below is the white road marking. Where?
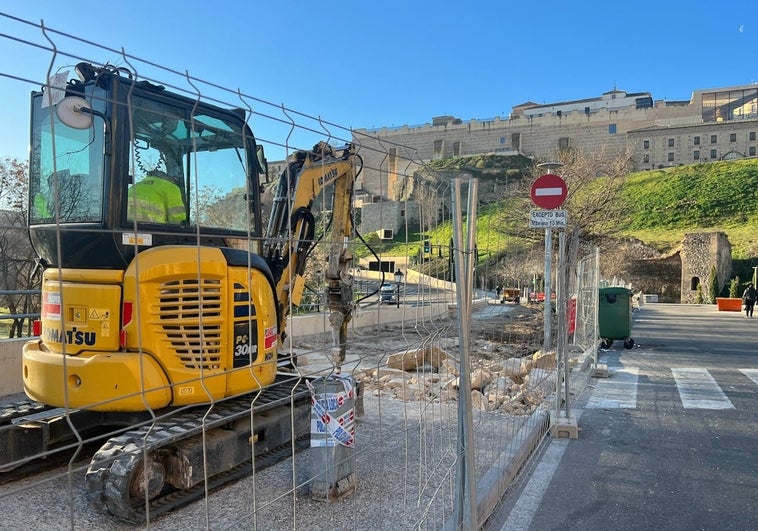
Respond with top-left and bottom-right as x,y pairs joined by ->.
739,368 -> 758,386
501,439 -> 570,531
672,368 -> 734,409
502,367 -> 749,529
585,366 -> 639,409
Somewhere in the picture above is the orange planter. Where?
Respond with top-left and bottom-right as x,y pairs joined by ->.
716,297 -> 743,311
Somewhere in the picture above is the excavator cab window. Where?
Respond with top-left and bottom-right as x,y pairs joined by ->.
29,83 -> 106,224
127,94 -> 254,232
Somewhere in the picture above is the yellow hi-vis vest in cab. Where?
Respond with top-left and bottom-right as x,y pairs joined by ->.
127,176 -> 185,224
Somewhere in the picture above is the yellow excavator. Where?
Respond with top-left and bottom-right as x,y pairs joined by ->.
0,62 -> 360,521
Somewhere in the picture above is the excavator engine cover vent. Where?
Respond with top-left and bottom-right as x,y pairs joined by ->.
159,277 -> 223,370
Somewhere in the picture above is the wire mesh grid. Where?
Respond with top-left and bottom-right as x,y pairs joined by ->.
0,12 -> 599,530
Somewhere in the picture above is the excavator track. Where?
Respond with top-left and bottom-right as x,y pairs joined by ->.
85,374 -> 312,523
0,397 -> 137,483
0,398 -> 49,424
0,394 -> 158,484
0,397 -> 57,482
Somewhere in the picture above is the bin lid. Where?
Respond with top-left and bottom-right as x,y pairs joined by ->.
599,286 -> 632,295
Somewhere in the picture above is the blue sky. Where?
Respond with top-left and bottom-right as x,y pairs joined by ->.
1,1 -> 756,162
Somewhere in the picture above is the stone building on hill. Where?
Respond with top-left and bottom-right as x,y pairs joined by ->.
351,84 -> 758,238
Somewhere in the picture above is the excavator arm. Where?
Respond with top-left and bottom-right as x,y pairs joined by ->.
263,142 -> 360,363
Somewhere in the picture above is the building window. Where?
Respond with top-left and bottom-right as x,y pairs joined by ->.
701,88 -> 758,122
453,141 -> 461,157
711,149 -> 718,158
693,150 -> 700,160
643,140 -> 650,149
500,137 -> 506,144
730,133 -> 737,142
668,138 -> 675,147
511,133 -> 520,150
433,140 -> 443,159
751,132 -> 756,141
558,137 -> 570,150
668,152 -> 674,162
751,146 -> 756,156
711,135 -> 718,144
694,136 -> 700,145
643,154 -> 650,163
609,124 -> 617,134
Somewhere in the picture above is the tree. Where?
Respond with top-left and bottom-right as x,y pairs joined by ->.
0,157 -> 39,337
707,265 -> 718,304
0,158 -> 27,211
729,276 -> 740,298
553,144 -> 634,241
694,282 -> 704,304
542,145 -> 635,291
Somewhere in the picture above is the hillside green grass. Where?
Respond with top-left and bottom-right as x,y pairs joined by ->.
616,159 -> 758,257
371,157 -> 758,262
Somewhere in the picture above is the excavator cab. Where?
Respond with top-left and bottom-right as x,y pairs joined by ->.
28,63 -> 265,269
23,63 -> 279,411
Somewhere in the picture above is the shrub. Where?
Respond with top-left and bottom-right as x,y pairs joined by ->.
729,276 -> 740,298
708,266 -> 718,304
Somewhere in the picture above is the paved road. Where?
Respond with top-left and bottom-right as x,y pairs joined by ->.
490,302 -> 758,531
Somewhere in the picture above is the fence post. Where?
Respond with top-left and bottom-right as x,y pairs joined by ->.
450,176 -> 479,530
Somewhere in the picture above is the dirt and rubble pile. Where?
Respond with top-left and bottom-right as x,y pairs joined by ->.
357,347 -> 555,415
342,303 -> 558,415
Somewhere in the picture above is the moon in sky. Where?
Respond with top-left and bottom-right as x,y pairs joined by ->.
739,24 -> 744,32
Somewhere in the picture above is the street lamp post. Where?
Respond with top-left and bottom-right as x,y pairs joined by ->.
394,269 -> 403,308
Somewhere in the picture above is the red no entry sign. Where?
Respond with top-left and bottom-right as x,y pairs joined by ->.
530,173 -> 567,209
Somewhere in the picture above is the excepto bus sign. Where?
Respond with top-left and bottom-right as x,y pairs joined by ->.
529,209 -> 567,228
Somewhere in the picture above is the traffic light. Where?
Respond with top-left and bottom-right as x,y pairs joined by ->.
423,240 -> 430,253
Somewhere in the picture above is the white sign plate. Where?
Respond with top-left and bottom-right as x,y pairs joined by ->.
42,72 -> 69,109
529,209 -> 567,228
122,232 -> 153,246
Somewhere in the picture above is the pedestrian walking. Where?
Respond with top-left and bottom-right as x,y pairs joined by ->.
742,283 -> 757,318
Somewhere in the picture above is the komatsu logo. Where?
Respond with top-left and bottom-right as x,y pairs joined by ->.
43,326 -> 96,346
317,168 -> 338,187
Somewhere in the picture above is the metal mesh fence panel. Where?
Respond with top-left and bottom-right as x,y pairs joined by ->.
0,14 -> 589,530
573,248 -> 600,357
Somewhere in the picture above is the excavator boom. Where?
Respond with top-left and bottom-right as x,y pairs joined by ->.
263,142 -> 361,362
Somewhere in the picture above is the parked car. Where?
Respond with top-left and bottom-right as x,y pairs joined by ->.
379,283 -> 396,304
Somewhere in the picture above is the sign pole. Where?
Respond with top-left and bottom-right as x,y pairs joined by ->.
533,165 -> 566,354
543,227 -> 552,353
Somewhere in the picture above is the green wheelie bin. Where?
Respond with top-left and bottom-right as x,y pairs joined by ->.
598,286 -> 634,349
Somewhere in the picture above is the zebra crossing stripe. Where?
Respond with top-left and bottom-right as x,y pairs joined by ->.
739,368 -> 758,386
586,366 -> 639,409
671,368 -> 734,410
